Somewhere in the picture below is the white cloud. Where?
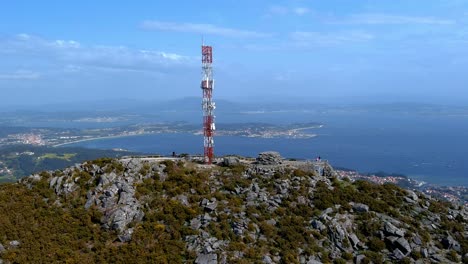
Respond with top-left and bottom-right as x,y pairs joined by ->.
0,34 -> 195,74
290,31 -> 374,46
16,33 -> 31,40
63,64 -> 82,73
267,6 -> 310,16
141,20 -> 271,38
329,14 -> 455,25
53,40 -> 81,48
268,5 -> 289,16
293,7 -> 310,16
238,30 -> 374,52
274,70 -> 296,81
155,51 -> 185,61
0,70 -> 40,80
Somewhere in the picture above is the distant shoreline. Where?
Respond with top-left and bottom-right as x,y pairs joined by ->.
290,125 -> 323,131
53,133 -> 149,147
53,128 -> 319,147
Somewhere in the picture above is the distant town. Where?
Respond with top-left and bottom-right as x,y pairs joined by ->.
336,169 -> 468,206
0,122 -> 321,148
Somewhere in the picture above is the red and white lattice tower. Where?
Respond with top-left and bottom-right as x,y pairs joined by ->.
201,44 -> 215,164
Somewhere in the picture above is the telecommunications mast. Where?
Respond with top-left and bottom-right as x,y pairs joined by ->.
201,43 -> 215,164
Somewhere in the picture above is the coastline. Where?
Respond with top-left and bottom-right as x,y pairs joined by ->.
53,128 -> 319,147
53,133 -> 149,147
289,125 -> 323,132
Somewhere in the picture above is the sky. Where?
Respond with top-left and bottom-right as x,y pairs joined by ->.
1,0 -> 468,106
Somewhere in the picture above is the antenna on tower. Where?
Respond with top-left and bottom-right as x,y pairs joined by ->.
201,42 -> 215,164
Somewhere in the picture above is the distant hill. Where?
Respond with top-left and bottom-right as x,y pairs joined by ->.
0,153 -> 466,263
3,99 -> 468,128
0,97 -> 330,115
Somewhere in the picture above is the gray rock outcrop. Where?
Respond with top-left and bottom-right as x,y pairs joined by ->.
9,240 -> 20,248
91,174 -> 144,233
201,198 -> 218,212
222,156 -> 240,166
442,235 -> 461,252
395,237 -> 412,255
195,253 -> 217,264
262,255 -> 273,264
348,233 -> 360,249
383,221 -> 405,237
351,202 -> 369,213
21,158 -> 168,242
355,254 -> 366,264
118,228 -> 134,243
256,152 -> 283,165
311,219 -> 326,231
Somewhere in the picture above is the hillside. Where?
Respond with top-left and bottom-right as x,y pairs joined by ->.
0,145 -> 132,182
0,152 -> 466,264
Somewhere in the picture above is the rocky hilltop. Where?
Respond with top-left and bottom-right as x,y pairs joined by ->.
0,152 -> 466,263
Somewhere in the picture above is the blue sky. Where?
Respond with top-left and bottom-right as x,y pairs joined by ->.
1,0 -> 468,105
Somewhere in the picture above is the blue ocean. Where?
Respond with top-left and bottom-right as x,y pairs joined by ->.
66,111 -> 468,187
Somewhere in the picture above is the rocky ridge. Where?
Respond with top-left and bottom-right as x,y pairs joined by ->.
0,152 -> 467,263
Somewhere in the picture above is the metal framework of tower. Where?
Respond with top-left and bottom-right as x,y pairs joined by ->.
201,44 -> 215,164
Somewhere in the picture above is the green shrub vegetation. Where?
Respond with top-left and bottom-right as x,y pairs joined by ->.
0,157 -> 466,263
